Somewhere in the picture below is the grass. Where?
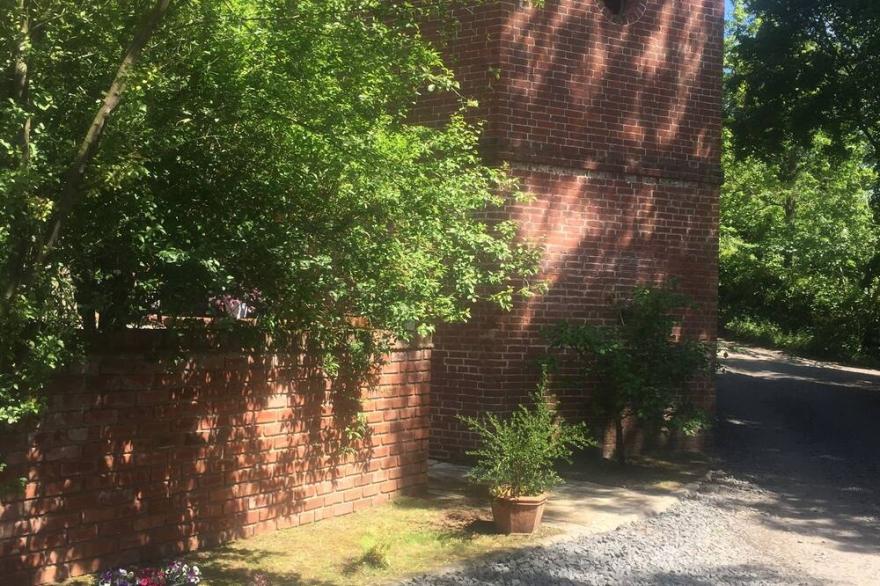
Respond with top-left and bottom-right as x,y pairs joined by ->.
62,450 -> 712,585
723,315 -> 814,355
66,495 -> 557,586
722,315 -> 880,368
62,451 -> 708,586
190,495 -> 558,585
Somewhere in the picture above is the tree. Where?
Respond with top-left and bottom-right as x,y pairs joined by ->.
720,129 -> 879,357
722,0 -> 880,359
728,0 -> 880,167
0,1 -> 542,432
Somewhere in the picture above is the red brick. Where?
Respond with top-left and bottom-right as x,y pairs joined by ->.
424,0 -> 722,460
0,4 -> 725,581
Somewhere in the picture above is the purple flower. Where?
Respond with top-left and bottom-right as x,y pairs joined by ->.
97,561 -> 201,586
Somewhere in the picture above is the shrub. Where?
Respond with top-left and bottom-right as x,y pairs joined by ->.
723,315 -> 812,353
547,283 -> 713,464
0,0 -> 543,471
459,367 -> 593,498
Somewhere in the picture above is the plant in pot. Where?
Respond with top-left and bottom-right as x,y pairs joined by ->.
460,367 -> 594,534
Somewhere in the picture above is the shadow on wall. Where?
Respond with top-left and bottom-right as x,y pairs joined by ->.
0,329 -> 429,583
428,0 -> 723,460
502,0 -> 722,342
496,0 -> 723,181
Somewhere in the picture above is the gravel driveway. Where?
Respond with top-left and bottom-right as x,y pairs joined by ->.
406,346 -> 880,585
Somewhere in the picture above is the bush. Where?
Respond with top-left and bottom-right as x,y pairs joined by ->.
547,283 -> 713,464
0,0 -> 542,475
723,315 -> 813,353
459,367 -> 593,498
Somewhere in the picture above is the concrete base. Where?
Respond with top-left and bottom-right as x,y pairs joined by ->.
428,458 -> 707,540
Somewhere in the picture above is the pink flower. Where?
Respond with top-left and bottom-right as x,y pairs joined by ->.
136,568 -> 166,586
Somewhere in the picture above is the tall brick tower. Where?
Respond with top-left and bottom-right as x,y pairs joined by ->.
428,0 -> 724,460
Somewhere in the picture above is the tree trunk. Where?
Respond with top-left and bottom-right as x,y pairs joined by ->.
14,0 -> 30,165
782,192 -> 797,269
615,415 -> 626,465
779,152 -> 799,270
1,0 -> 174,309
1,0 -> 33,318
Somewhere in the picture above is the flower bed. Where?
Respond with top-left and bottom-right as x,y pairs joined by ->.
98,562 -> 201,586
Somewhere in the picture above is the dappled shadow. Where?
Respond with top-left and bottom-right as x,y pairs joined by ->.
559,449 -> 710,493
0,328 -> 428,583
717,351 -> 880,556
426,456 -> 697,532
403,544 -> 813,585
426,0 -> 723,459
628,565 -> 820,585
190,546 -> 337,586
723,347 -> 880,391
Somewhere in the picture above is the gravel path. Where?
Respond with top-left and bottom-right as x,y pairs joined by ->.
406,346 -> 880,585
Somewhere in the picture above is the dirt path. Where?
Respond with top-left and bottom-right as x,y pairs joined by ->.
407,345 -> 880,585
715,344 -> 880,584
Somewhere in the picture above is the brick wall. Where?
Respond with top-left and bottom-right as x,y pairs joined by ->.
0,331 -> 431,584
429,0 -> 723,460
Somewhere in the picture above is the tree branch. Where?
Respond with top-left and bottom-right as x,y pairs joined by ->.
2,0 -> 174,307
14,0 -> 30,165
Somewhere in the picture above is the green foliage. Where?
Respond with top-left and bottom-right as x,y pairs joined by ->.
723,316 -> 813,354
0,266 -> 79,425
459,367 -> 593,498
0,2 -> 543,433
727,0 -> 880,165
720,129 -> 880,358
546,284 -> 713,461
723,3 -> 880,360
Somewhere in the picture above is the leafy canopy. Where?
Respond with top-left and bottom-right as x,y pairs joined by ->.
721,129 -> 880,357
723,1 -> 880,359
728,0 -> 880,165
0,1 -> 542,427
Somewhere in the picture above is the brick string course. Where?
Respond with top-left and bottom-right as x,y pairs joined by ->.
0,331 -> 431,584
423,0 -> 724,460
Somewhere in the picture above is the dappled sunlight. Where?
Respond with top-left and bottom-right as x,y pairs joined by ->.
489,0 -> 722,342
497,0 -> 722,178
722,344 -> 880,391
723,365 -> 880,391
0,332 -> 431,582
717,347 -> 880,559
425,0 -> 722,457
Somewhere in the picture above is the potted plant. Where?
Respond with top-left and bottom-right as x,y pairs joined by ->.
460,367 -> 594,534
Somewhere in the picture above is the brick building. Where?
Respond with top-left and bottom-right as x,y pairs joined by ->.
0,2 -> 722,581
428,0 -> 724,459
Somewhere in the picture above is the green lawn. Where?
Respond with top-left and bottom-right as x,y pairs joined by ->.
67,495 -> 556,586
188,496 -> 556,585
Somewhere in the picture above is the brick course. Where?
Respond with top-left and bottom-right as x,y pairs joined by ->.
0,332 -> 431,584
428,0 -> 723,459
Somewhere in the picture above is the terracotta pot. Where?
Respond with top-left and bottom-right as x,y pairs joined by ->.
491,494 -> 548,534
